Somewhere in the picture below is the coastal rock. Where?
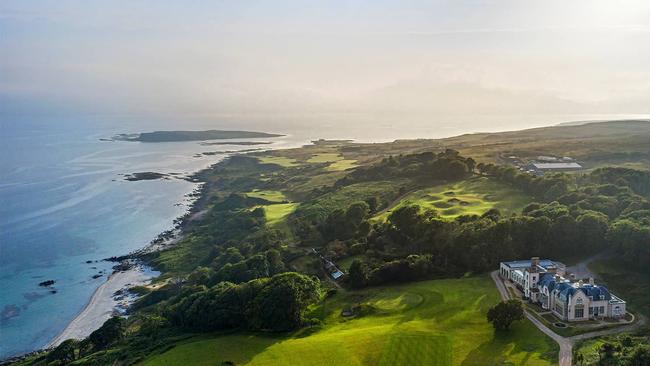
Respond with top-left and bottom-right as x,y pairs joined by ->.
112,260 -> 133,272
1,305 -> 20,321
122,172 -> 170,181
92,274 -> 103,279
38,280 -> 55,287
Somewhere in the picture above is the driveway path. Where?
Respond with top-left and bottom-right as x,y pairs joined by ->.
490,271 -> 643,366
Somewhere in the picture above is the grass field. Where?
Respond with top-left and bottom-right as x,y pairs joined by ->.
373,177 -> 530,221
260,203 -> 298,226
257,156 -> 300,167
306,153 -> 358,171
139,276 -> 557,366
245,189 -> 288,203
306,153 -> 343,163
327,159 -> 358,171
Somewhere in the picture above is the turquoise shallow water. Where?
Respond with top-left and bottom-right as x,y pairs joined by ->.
0,118 -> 301,358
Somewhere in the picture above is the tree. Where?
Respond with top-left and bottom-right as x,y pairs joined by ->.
348,259 -> 369,288
138,314 -> 169,338
598,342 -> 617,360
246,272 -> 321,331
574,352 -> 584,366
630,346 -> 650,366
88,316 -> 126,350
486,300 -> 524,330
212,247 -> 244,268
265,249 -> 286,275
187,266 -> 213,286
47,339 -> 78,364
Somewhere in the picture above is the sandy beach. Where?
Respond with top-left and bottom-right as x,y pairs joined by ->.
46,266 -> 154,348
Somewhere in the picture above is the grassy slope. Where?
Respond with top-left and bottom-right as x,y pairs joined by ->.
306,152 -> 359,171
257,156 -> 300,167
245,190 -> 288,203
139,276 -> 557,366
261,203 -> 299,226
373,177 -> 531,221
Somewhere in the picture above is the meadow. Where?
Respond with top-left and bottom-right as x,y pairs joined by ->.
245,190 -> 297,240
245,189 -> 288,203
372,177 -> 530,221
306,153 -> 358,171
138,275 -> 557,366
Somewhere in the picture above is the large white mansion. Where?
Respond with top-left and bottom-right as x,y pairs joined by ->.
499,257 -> 626,322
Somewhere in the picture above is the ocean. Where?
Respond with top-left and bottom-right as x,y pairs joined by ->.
1,113 -> 645,358
0,116 -> 306,358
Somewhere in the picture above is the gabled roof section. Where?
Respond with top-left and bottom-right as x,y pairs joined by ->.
579,285 -> 611,300
538,273 -> 557,291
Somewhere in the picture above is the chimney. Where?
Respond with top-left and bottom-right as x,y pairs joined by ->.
589,278 -> 595,285
578,280 -> 584,287
530,257 -> 540,272
555,274 -> 561,282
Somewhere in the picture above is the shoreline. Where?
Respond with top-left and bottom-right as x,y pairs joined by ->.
42,136 -> 307,352
46,265 -> 155,348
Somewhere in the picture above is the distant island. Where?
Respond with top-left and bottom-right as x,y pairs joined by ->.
111,130 -> 283,142
199,141 -> 273,146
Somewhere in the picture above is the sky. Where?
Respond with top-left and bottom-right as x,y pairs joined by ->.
1,0 -> 650,125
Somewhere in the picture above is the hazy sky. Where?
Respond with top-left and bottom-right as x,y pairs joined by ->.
2,0 -> 650,122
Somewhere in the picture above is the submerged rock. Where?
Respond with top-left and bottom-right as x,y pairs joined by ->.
1,304 -> 20,321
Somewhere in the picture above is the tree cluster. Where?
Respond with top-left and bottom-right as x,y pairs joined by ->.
166,272 -> 321,332
337,149 -> 474,186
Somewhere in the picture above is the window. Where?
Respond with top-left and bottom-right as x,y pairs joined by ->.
575,308 -> 584,318
589,307 -> 593,315
600,306 -> 605,313
576,298 -> 583,305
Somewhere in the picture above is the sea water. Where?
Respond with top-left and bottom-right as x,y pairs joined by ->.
0,117 -> 303,358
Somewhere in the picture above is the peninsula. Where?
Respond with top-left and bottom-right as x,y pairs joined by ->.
112,130 -> 283,142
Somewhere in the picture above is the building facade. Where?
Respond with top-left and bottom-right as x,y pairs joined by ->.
500,257 -> 626,322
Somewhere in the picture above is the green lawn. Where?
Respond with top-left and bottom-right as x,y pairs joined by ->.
306,153 -> 343,163
327,159 -> 358,171
245,189 -> 288,203
306,153 -> 358,171
139,276 -> 557,366
261,203 -> 298,226
373,177 -> 530,221
257,156 -> 300,167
